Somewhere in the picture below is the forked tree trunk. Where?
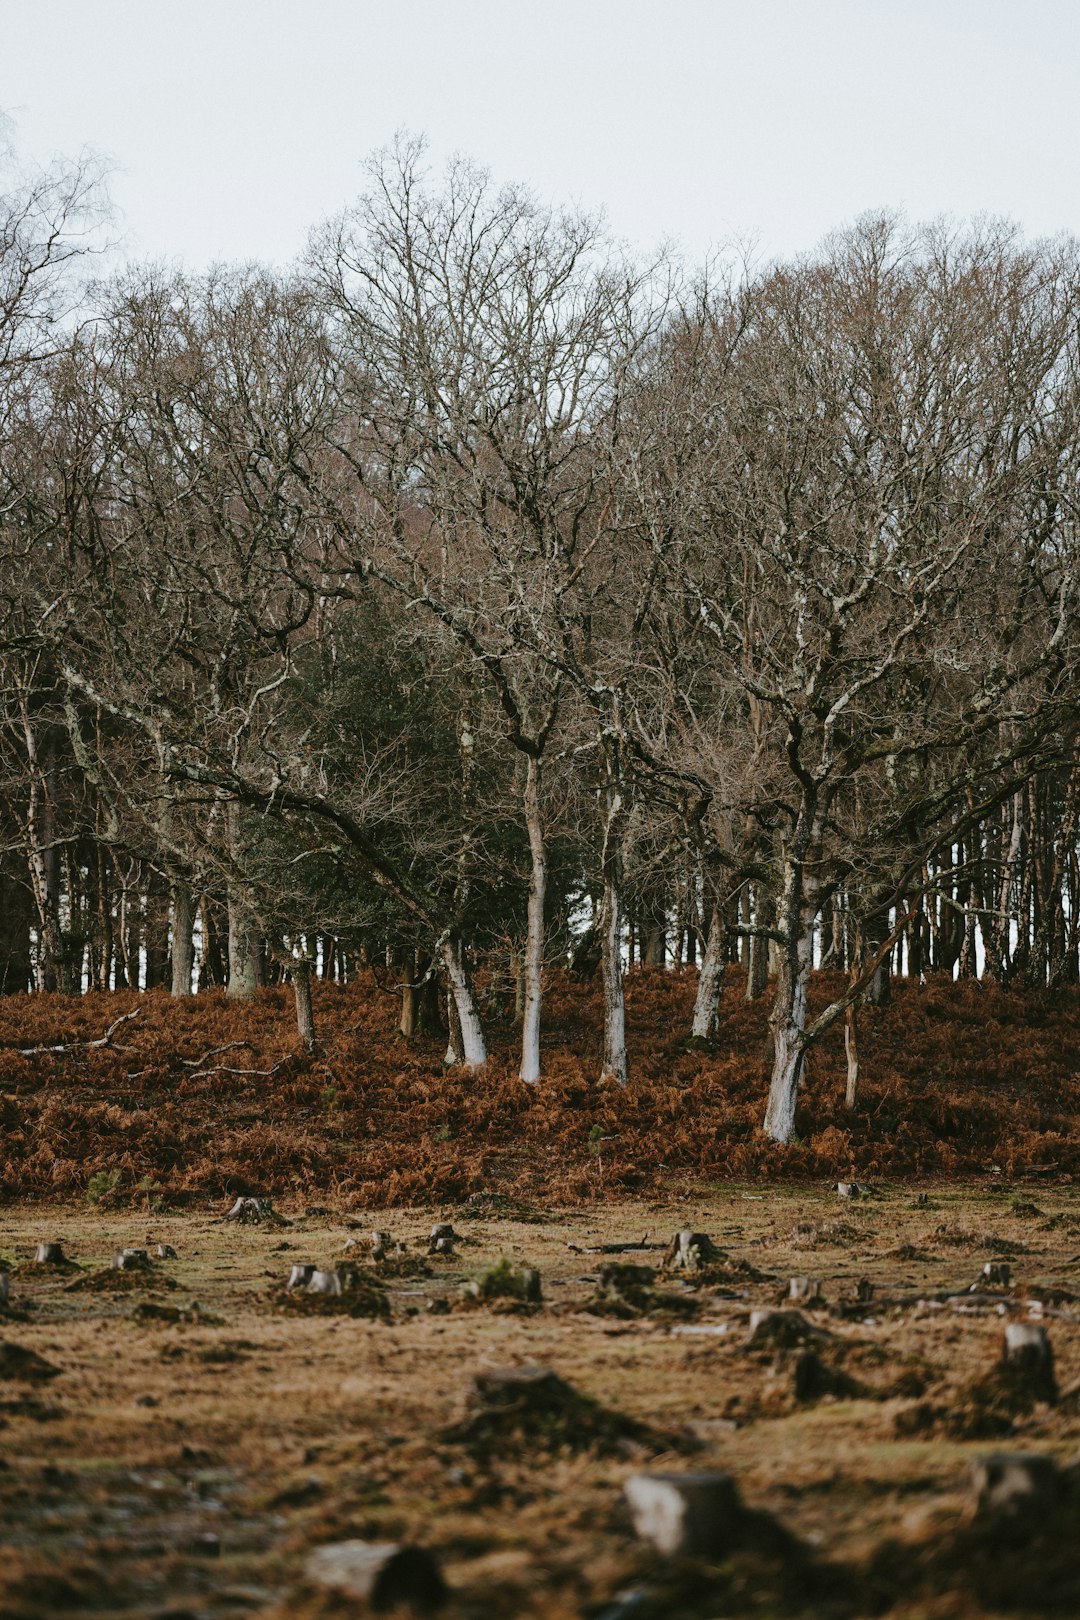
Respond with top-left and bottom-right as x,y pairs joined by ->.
519,755 -> 546,1084
170,884 -> 195,997
763,871 -> 816,1143
690,905 -> 725,1042
440,934 -> 486,1067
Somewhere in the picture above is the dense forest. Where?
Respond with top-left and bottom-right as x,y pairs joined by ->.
3,135 -> 1080,1146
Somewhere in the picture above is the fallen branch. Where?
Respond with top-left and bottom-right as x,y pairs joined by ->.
19,1006 -> 144,1057
185,1056 -> 291,1081
180,1041 -> 254,1069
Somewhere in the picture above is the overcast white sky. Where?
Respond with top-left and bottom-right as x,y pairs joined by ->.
5,0 -> 1080,272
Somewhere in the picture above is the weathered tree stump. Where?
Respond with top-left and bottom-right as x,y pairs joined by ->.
34,1242 -> 66,1265
663,1231 -> 722,1271
788,1276 -> 821,1303
111,1248 -> 149,1270
968,1452 -> 1061,1521
307,1268 -> 343,1296
155,1243 -> 178,1260
287,1263 -> 317,1290
223,1197 -> 286,1226
624,1471 -> 741,1555
304,1540 -> 446,1611
1001,1322 -> 1056,1403
747,1309 -> 822,1348
428,1222 -> 457,1255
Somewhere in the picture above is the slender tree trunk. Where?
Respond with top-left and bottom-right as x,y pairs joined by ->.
746,886 -> 772,1001
598,766 -> 629,1086
690,904 -> 725,1042
520,754 -> 546,1084
441,934 -> 486,1067
291,957 -> 316,1051
170,885 -> 195,997
763,865 -> 816,1143
844,1002 -> 860,1111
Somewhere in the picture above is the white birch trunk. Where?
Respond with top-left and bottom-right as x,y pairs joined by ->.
441,935 -> 486,1067
519,755 -> 546,1084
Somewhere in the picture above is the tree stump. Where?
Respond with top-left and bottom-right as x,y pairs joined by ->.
155,1244 -> 178,1260
663,1231 -> 722,1271
788,1276 -> 822,1303
34,1242 -> 66,1265
305,1540 -> 446,1611
111,1248 -> 149,1270
288,1264 -> 316,1289
623,1471 -> 741,1556
747,1309 -> 822,1348
428,1223 -> 457,1255
307,1269 -> 343,1296
1001,1322 -> 1057,1403
223,1197 -> 286,1226
968,1452 -> 1061,1521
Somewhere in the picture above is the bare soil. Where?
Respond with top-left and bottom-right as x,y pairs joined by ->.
3,1182 -> 1080,1618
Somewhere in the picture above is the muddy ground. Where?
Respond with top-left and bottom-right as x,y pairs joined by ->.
2,1182 -> 1080,1619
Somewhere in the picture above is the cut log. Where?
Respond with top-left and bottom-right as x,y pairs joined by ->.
34,1242 -> 66,1265
307,1269 -> 343,1296
788,1277 -> 822,1303
305,1539 -> 446,1611
968,1452 -> 1061,1520
288,1264 -> 317,1290
663,1232 -> 723,1271
623,1471 -> 741,1556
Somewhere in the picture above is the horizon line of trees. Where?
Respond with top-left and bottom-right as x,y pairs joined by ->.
3,132 -> 1080,1143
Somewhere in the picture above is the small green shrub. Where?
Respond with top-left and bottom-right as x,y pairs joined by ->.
86,1169 -> 120,1206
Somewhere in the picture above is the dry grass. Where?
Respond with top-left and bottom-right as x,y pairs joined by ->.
3,1182 -> 1080,1617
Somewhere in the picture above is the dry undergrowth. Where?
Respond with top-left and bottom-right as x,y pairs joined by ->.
2,1183 -> 1080,1618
